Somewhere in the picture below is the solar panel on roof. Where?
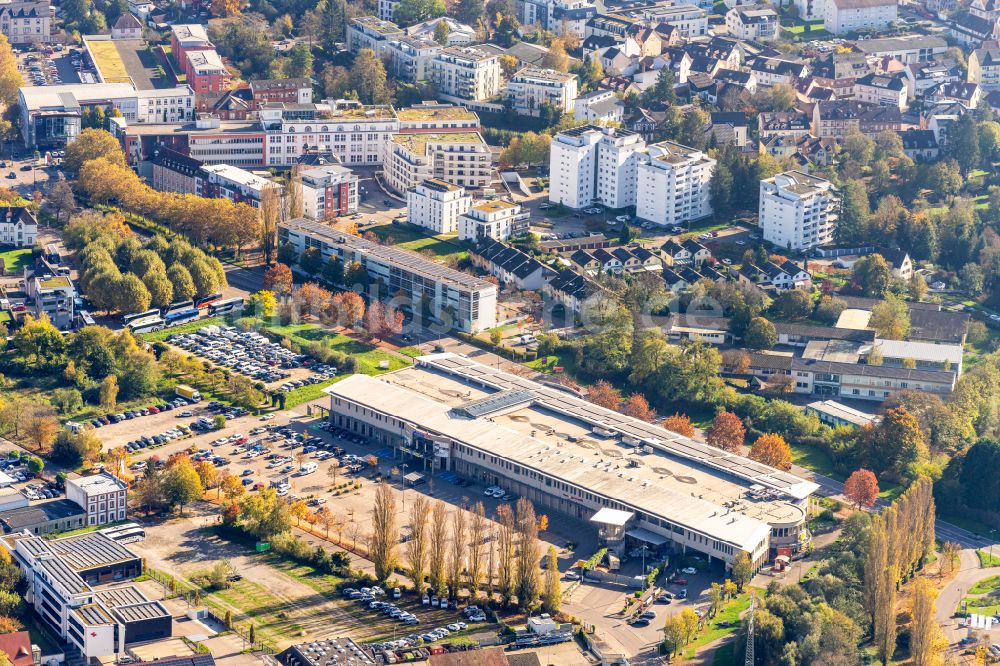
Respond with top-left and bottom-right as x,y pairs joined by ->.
450,389 -> 534,418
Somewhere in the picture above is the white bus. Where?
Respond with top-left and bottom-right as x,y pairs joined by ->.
127,316 -> 165,334
99,522 -> 145,542
208,297 -> 244,316
123,309 -> 160,325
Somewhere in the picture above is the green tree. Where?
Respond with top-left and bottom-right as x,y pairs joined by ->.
870,293 -> 910,340
392,0 -> 445,26
744,316 -> 777,350
162,458 -> 204,514
858,406 -> 927,479
50,388 -> 83,415
167,264 -> 197,301
64,129 -> 125,172
99,374 -> 119,411
299,246 -> 323,275
142,268 -> 174,309
947,112 -> 981,174
852,253 -> 891,298
433,19 -> 450,45
348,49 -> 391,105
287,43 -> 314,78
247,290 -> 277,318
731,552 -> 752,592
770,289 -> 812,320
837,179 -> 870,244
318,0 -> 346,53
12,315 -> 66,366
114,273 -> 152,315
541,546 -> 561,613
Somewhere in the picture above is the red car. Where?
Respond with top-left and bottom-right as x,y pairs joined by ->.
147,406 -> 159,414
673,577 -> 688,585
252,483 -> 264,491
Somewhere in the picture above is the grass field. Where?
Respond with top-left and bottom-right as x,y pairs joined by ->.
367,223 -> 469,261
87,39 -> 131,84
971,575 -> 1000,594
978,549 -> 1000,567
282,376 -> 345,409
0,247 -> 33,275
789,441 -> 842,481
681,593 -> 754,659
202,577 -> 306,649
266,323 -> 412,375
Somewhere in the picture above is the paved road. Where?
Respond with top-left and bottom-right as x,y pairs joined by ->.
936,549 -> 1000,644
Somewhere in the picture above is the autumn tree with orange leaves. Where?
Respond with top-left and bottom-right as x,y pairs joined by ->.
264,263 -> 293,295
587,380 -> 622,411
748,433 -> 791,470
663,413 -> 695,437
706,411 -> 746,453
844,468 -> 879,509
621,394 -> 656,422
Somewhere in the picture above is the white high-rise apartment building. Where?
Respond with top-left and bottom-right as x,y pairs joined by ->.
635,141 -> 715,227
548,125 -> 646,210
458,200 -> 530,241
431,46 -> 502,102
759,171 -> 838,251
407,179 -> 473,234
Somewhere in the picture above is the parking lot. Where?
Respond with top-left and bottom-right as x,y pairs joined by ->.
165,323 -> 336,388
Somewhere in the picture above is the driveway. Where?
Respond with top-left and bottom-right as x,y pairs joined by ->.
937,549 -> 1000,644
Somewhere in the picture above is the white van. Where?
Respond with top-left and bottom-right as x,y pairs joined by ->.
299,462 -> 318,475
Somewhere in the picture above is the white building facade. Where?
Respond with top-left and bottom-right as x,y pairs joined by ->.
65,473 -> 128,526
548,124 -> 647,210
759,171 -> 838,251
407,179 -> 473,234
458,200 -> 530,241
824,0 -> 897,35
635,141 -> 715,227
300,164 -> 360,219
506,67 -> 579,115
431,46 -> 502,102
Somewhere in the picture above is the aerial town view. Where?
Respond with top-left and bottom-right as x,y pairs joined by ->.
0,0 -> 995,663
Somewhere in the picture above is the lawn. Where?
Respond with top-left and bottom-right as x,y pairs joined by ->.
202,577 -> 306,650
265,323 -> 412,376
283,376 -> 346,409
397,346 -> 424,358
524,351 -> 578,377
960,597 -> 1000,617
978,549 -> 1000,567
789,441 -> 843,482
0,247 -> 33,275
970,575 -> 1000,594
682,592 -> 754,659
140,316 -> 225,342
87,39 -> 131,84
367,223 -> 469,261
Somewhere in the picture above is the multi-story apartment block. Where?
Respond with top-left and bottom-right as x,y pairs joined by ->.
406,179 -> 472,234
506,67 -> 579,115
197,164 -> 275,208
185,49 -> 230,93
457,200 -> 530,242
635,141 -> 715,227
758,111 -> 811,140
0,0 -> 50,45
249,78 -> 313,106
793,0 -> 823,20
406,17 -> 476,45
812,100 -> 902,138
169,24 -> 213,75
823,0 -> 896,35
759,171 -> 838,251
259,99 -> 398,167
65,473 -> 128,526
853,72 -> 908,109
151,147 -> 202,194
24,259 -> 74,329
431,46 -> 502,103
725,6 -> 778,41
970,44 -> 1000,89
383,132 -> 492,193
278,218 -> 497,332
385,36 -> 442,83
0,206 -> 37,248
548,124 -> 646,210
300,164 -> 360,219
346,16 -> 403,58
641,4 -> 708,37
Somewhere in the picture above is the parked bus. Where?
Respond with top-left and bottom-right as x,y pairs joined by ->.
99,523 -> 146,543
76,310 -> 95,327
165,299 -> 194,315
99,522 -> 144,537
122,309 -> 160,325
195,293 -> 223,309
208,297 -> 244,316
165,308 -> 200,326
127,316 -> 164,334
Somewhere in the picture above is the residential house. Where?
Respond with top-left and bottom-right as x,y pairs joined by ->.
926,81 -> 983,108
726,6 -> 778,42
759,171 -> 838,251
506,68 -> 579,115
471,238 -> 555,291
458,200 -> 530,242
812,100 -> 902,138
853,72 -> 908,109
544,268 -> 601,312
706,111 -> 749,147
823,0 -> 897,35
898,128 -> 939,160
635,141 -> 715,227
758,111 -> 811,140
750,58 -> 809,87
969,43 -> 1000,89
0,206 -> 37,248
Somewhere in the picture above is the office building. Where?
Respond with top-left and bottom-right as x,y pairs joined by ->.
0,206 -> 37,248
406,179 -> 472,234
457,200 -> 529,242
184,50 -> 229,93
759,171 -> 837,251
151,147 -> 202,195
278,218 -> 497,332
635,141 -> 715,227
195,164 -> 275,208
548,125 -> 647,210
249,78 -> 313,106
431,46 -> 502,103
383,132 -> 492,194
65,473 -> 128,527
324,354 -> 819,567
299,164 -> 360,219
506,67 -> 579,115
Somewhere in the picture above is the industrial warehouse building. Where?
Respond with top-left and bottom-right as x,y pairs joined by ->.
325,354 -> 818,570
